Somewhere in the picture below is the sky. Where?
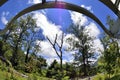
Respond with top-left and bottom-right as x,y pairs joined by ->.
0,0 -> 118,65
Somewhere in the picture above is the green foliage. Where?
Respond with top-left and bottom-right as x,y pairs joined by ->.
0,68 -> 27,80
100,35 -> 120,78
46,60 -> 65,79
67,24 -> 95,76
93,74 -> 106,80
93,74 -> 120,80
62,76 -> 69,80
10,73 -> 17,80
110,74 -> 120,80
46,60 -> 77,80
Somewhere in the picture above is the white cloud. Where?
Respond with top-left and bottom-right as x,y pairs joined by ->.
33,11 -> 62,41
33,11 -> 61,57
40,41 -> 57,57
70,11 -> 88,26
1,17 -> 8,25
69,5 -> 93,26
69,5 -> 103,56
111,0 -> 116,4
70,10 -> 100,38
33,11 -> 73,65
85,22 -> 100,38
28,0 -> 42,4
1,11 -> 9,25
93,39 -> 104,53
32,5 -> 103,65
81,5 -> 93,12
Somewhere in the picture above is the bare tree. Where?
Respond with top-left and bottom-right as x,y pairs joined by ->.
46,32 -> 64,71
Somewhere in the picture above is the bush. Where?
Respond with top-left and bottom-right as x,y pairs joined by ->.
27,76 -> 32,80
93,74 -> 106,80
32,74 -> 38,80
110,74 -> 120,80
10,73 -> 17,80
62,76 -> 69,80
5,73 -> 10,80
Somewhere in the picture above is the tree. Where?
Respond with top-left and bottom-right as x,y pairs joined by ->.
36,56 -> 47,73
21,15 -> 42,63
24,54 -> 47,73
46,32 -> 64,72
100,34 -> 120,79
98,16 -> 120,79
46,60 -> 60,78
0,24 -> 15,67
9,14 -> 38,66
65,62 -> 76,79
0,40 -> 12,66
66,24 -> 95,76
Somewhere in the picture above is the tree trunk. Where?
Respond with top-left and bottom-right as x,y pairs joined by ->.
82,49 -> 87,76
25,47 -> 30,63
10,45 -> 18,66
60,57 -> 62,71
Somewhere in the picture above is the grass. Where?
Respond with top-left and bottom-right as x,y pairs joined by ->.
0,69 -> 54,80
92,74 -> 106,80
0,69 -> 26,80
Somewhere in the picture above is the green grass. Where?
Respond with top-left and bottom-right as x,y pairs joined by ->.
92,74 -> 107,80
0,69 -> 26,80
0,69 -> 54,80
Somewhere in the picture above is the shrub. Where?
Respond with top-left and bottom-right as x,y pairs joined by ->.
10,74 -> 17,80
110,74 -> 120,80
5,73 -> 10,80
93,74 -> 106,80
62,76 -> 69,80
33,74 -> 38,80
27,76 -> 32,80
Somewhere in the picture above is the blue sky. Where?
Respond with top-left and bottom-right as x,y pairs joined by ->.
0,0 -> 117,29
0,0 -> 118,64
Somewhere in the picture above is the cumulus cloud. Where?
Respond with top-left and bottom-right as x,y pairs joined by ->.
85,22 -> 100,38
70,5 -> 93,26
111,0 -> 116,4
70,11 -> 88,26
33,11 -> 62,41
69,5 -> 103,55
33,11 -> 73,64
28,0 -> 42,4
81,5 -> 93,13
32,5 -> 103,65
33,11 -> 61,55
93,39 -> 104,53
40,41 -> 57,57
1,11 -> 9,25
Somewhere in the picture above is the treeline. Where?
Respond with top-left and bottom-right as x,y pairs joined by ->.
0,14 -> 120,80
0,14 -> 47,74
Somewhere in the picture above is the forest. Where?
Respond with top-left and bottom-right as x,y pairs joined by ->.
0,14 -> 120,80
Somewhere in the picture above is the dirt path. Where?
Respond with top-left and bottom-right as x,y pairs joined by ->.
71,76 -> 94,80
79,77 -> 91,80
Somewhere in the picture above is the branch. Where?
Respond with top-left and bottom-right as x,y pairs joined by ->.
46,35 -> 61,58
60,32 -> 64,49
56,33 -> 64,48
56,32 -> 64,57
46,36 -> 54,45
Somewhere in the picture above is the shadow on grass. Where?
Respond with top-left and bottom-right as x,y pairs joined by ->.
109,74 -> 120,80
